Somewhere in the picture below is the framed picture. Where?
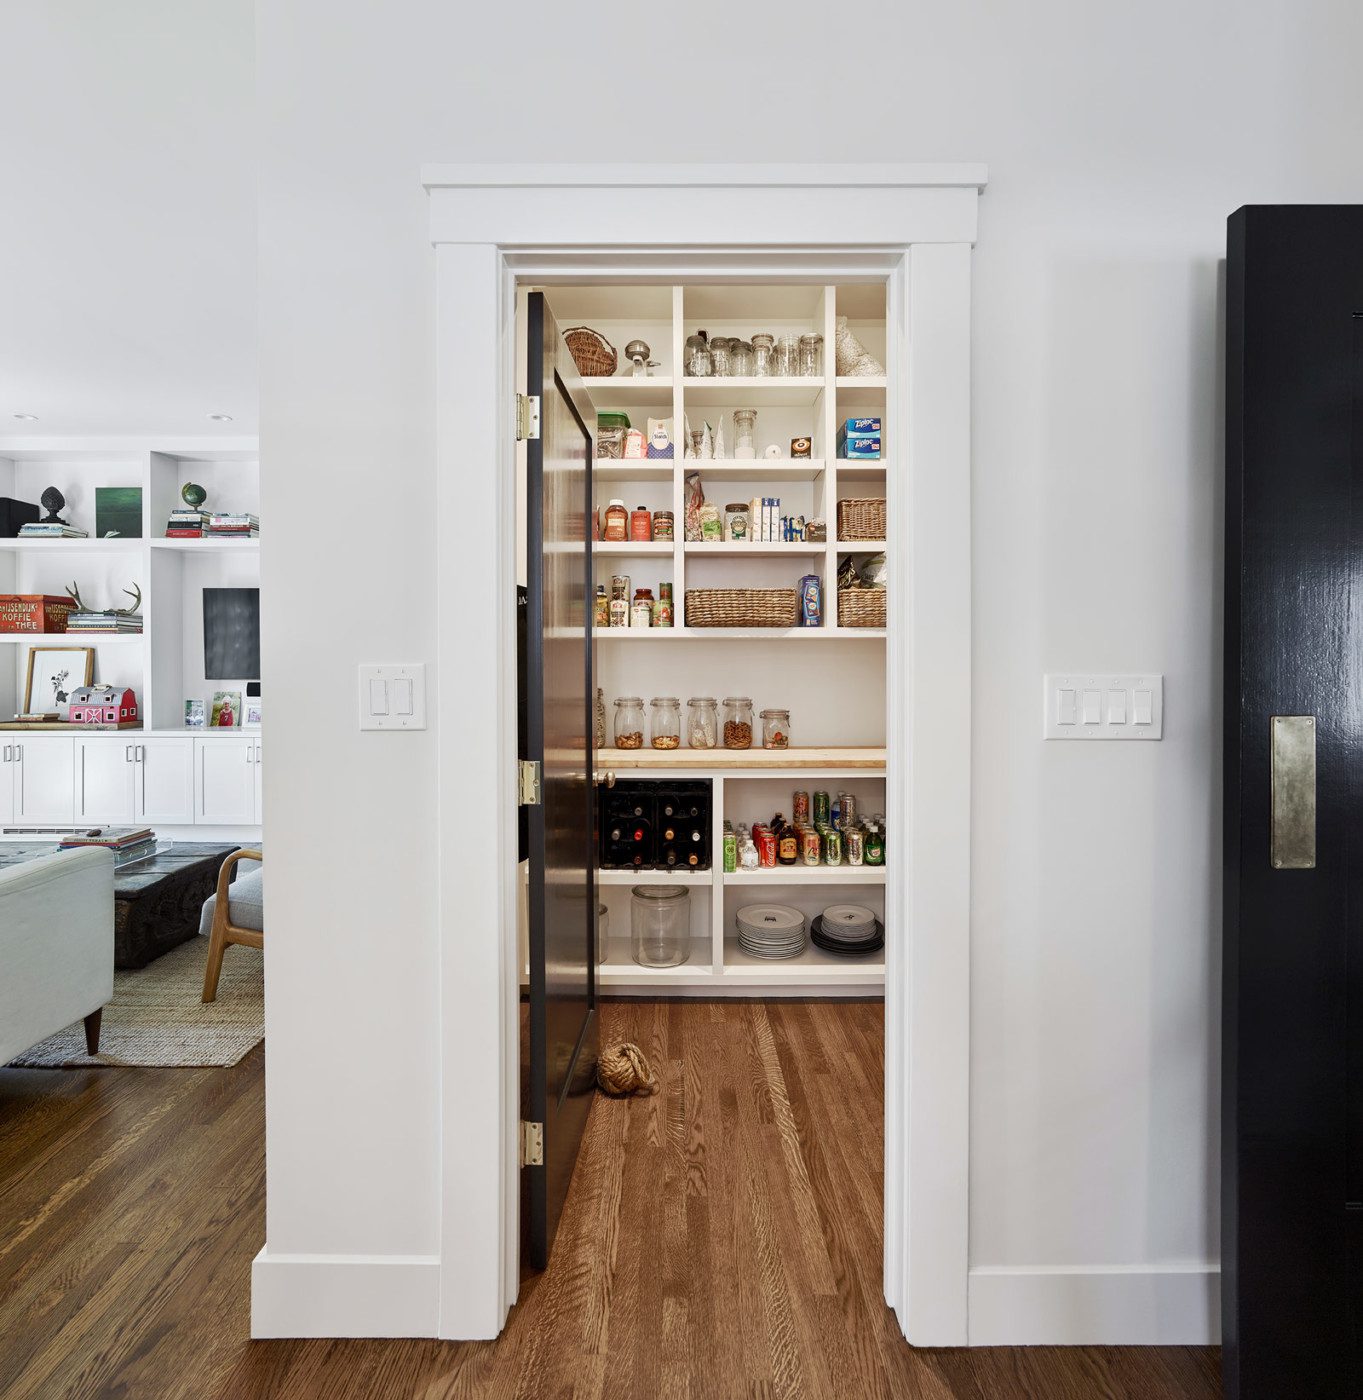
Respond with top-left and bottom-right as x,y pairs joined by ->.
243,698 -> 262,728
184,699 -> 206,728
94,486 -> 143,539
210,690 -> 241,728
23,646 -> 94,713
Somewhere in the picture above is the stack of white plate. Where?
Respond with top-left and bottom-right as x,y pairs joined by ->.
735,903 -> 807,959
811,903 -> 884,955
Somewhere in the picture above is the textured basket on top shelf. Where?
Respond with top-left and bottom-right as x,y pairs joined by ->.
684,588 -> 799,629
563,326 -> 617,378
836,498 -> 886,542
838,589 -> 887,628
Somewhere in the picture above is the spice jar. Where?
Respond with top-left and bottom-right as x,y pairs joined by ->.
650,696 -> 681,749
751,333 -> 775,375
732,408 -> 757,460
653,582 -> 674,628
686,696 -> 718,748
761,707 -> 791,748
614,696 -> 645,748
722,696 -> 754,749
652,509 -> 674,541
604,499 -> 628,541
731,340 -> 754,376
685,333 -> 712,377
631,588 -> 654,628
798,333 -> 824,378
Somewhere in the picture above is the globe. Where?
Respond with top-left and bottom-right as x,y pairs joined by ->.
181,482 -> 207,509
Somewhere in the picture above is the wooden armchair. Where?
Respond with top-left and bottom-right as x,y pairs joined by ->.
202,848 -> 264,1003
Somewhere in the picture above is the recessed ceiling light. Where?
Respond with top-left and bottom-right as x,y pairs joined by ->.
207,412 -> 234,423
12,413 -> 38,421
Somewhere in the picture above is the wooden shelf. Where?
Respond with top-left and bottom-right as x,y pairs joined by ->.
595,746 -> 886,771
683,541 -> 823,556
593,627 -> 884,641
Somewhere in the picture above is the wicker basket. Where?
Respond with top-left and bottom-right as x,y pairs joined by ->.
837,498 -> 886,541
838,588 -> 886,628
563,326 -> 617,378
685,588 -> 799,629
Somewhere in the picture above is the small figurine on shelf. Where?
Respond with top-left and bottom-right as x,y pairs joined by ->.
39,487 -> 69,524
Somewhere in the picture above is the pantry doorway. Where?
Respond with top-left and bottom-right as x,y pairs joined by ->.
427,165 -> 983,1345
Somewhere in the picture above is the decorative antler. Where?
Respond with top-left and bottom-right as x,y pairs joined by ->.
112,582 -> 142,617
64,581 -> 90,613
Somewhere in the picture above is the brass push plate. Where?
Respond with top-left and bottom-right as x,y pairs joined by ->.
1270,715 -> 1316,869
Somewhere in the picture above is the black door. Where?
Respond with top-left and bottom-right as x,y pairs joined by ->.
1224,205 -> 1363,1398
524,291 -> 599,1270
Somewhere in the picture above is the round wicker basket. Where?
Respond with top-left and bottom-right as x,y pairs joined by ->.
563,326 -> 617,377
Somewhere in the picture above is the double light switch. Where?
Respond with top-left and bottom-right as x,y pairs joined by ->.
1044,674 -> 1162,740
359,664 -> 427,730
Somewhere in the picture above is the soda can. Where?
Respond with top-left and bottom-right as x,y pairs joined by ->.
793,790 -> 810,825
757,827 -> 778,868
802,827 -> 821,866
830,795 -> 842,829
847,827 -> 865,866
723,828 -> 737,873
813,790 -> 830,826
823,827 -> 843,866
841,792 -> 857,829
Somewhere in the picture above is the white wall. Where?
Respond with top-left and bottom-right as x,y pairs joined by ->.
254,0 -> 1363,1338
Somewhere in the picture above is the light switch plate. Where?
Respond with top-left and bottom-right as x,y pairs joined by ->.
1044,673 -> 1162,740
359,664 -> 427,730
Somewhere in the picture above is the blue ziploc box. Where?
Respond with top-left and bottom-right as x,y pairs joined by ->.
840,417 -> 881,437
838,436 -> 882,459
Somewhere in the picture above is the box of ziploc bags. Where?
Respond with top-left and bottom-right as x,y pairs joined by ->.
838,437 -> 882,459
837,416 -> 882,460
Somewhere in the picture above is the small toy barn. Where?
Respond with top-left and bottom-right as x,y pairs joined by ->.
68,685 -> 139,727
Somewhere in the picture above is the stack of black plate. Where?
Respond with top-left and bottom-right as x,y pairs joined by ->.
811,903 -> 884,956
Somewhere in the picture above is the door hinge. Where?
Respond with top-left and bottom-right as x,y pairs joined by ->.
516,394 -> 540,441
520,1120 -> 544,1167
518,759 -> 542,806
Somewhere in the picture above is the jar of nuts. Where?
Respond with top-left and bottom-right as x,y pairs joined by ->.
722,696 -> 754,750
614,696 -> 645,749
650,696 -> 681,749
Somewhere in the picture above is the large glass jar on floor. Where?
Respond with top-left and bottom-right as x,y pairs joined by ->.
631,885 -> 690,966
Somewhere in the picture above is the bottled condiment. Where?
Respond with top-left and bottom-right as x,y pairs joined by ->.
631,588 -> 654,629
630,506 -> 652,541
650,696 -> 680,749
604,499 -> 628,541
614,696 -> 645,749
653,582 -> 674,628
776,816 -> 799,866
686,696 -> 718,748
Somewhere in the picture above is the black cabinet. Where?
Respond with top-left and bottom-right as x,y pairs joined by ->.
1224,205 -> 1363,1398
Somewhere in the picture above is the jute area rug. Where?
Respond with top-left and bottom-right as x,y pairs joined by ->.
8,937 -> 263,1069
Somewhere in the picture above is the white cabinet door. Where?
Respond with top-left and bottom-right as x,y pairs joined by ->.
76,738 -> 136,823
0,743 -> 17,824
136,738 -> 195,824
14,737 -> 75,824
195,737 -> 256,825
252,739 -> 263,825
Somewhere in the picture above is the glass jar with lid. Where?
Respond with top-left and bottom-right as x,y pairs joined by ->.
722,696 -> 754,749
732,408 -> 757,460
614,696 -> 645,749
686,696 -> 718,748
798,333 -> 824,378
709,336 -> 734,377
774,334 -> 800,376
751,333 -> 775,376
760,707 -> 791,749
731,340 -> 754,376
631,885 -> 691,967
685,333 -> 712,377
650,696 -> 681,749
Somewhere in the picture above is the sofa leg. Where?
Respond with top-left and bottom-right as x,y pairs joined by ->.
84,1008 -> 103,1055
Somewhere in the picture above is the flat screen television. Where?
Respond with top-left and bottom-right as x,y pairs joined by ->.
203,587 -> 260,679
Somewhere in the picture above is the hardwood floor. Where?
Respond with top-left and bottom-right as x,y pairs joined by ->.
0,1001 -> 1222,1399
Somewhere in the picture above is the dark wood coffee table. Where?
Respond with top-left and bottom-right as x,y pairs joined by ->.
0,841 -> 240,969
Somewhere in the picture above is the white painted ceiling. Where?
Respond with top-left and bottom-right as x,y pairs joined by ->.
0,4 -> 256,436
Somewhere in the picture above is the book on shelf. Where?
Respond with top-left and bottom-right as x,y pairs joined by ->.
164,528 -> 205,538
17,523 -> 89,538
64,612 -> 144,633
109,838 -> 160,867
59,826 -> 154,849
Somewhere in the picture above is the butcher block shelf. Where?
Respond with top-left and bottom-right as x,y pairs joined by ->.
594,746 -> 886,771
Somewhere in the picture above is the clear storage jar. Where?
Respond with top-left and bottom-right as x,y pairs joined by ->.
722,696 -> 754,749
685,333 -> 712,377
650,695 -> 681,749
631,885 -> 691,967
709,336 -> 734,376
614,696 -> 645,749
761,707 -> 791,749
686,696 -> 718,748
732,408 -> 757,459
731,340 -> 754,376
751,333 -> 775,376
774,334 -> 799,376
798,333 -> 824,378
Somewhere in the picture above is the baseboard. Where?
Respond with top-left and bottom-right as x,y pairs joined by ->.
967,1264 -> 1221,1346
251,1248 -> 440,1338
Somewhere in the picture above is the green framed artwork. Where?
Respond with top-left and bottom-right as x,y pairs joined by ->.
94,486 -> 143,539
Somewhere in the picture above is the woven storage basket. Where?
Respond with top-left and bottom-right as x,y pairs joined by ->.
685,588 -> 798,629
836,497 -> 886,541
563,326 -> 617,378
838,589 -> 887,628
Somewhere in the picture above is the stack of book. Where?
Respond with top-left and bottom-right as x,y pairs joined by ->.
165,507 -> 209,538
65,611 -> 144,635
17,522 -> 89,539
59,827 -> 158,867
206,512 -> 259,539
